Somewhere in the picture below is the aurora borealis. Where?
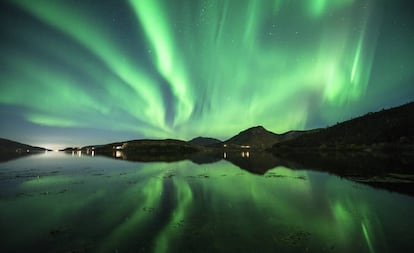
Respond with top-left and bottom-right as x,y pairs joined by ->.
0,0 -> 413,149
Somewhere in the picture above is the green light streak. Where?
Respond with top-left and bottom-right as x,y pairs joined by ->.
129,0 -> 194,127
27,115 -> 77,128
362,222 -> 375,253
154,178 -> 193,253
0,50 -> 106,114
11,0 -> 166,130
351,36 -> 363,84
1,24 -> 165,136
101,177 -> 164,251
22,175 -> 73,187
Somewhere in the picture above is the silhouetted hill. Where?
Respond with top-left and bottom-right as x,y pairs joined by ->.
277,130 -> 319,143
189,137 -> 222,146
77,139 -> 202,161
60,147 -> 80,152
272,101 -> 414,151
225,126 -> 279,149
0,138 -> 49,162
0,138 -> 48,153
119,139 -> 200,153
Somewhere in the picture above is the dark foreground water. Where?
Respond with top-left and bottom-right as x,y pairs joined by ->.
0,152 -> 413,253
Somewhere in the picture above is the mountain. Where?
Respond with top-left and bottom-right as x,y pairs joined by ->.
272,101 -> 414,151
189,137 -> 222,146
0,138 -> 49,162
224,126 -> 280,149
0,138 -> 48,153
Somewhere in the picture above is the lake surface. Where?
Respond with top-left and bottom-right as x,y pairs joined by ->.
0,152 -> 413,253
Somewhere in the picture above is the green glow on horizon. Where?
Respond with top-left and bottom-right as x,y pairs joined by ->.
1,0 -> 412,144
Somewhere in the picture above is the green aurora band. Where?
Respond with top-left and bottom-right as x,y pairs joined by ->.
0,0 -> 413,146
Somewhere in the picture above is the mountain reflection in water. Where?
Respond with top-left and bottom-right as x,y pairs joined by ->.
0,151 -> 413,253
93,149 -> 414,196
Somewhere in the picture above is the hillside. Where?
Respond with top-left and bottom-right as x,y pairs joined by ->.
78,138 -> 201,156
272,101 -> 414,151
118,139 -> 200,153
0,138 -> 48,153
0,138 -> 49,162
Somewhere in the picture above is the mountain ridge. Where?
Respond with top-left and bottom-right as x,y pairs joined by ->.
0,138 -> 50,153
272,101 -> 414,151
3,101 -> 414,155
0,138 -> 50,162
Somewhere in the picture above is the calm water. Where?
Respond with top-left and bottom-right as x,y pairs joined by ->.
0,152 -> 413,253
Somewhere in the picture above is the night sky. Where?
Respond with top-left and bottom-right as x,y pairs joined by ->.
1,0 -> 413,150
